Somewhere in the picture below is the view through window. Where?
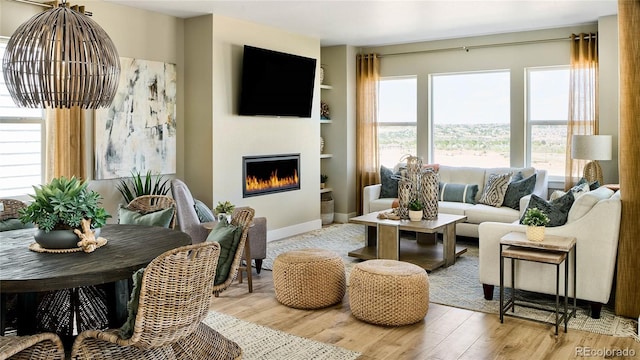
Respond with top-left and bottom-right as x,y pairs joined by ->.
527,66 -> 570,178
377,76 -> 417,168
0,39 -> 44,197
430,71 -> 510,167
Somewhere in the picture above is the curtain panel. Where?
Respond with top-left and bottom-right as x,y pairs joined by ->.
564,33 -> 599,190
45,107 -> 87,181
356,54 -> 380,215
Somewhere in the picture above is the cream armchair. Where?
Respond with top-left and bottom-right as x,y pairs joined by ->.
478,187 -> 621,319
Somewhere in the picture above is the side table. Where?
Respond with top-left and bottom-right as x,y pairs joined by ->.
499,231 -> 576,335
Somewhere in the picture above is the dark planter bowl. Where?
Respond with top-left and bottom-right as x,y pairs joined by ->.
34,228 -> 101,249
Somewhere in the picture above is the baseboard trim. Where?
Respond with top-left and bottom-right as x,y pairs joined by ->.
267,219 -> 321,242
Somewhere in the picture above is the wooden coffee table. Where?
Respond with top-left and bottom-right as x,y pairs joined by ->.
348,212 -> 467,271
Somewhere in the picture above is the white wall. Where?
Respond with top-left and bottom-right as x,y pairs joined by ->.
185,15 -> 323,240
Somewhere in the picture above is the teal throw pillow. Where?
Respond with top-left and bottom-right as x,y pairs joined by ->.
438,182 -> 478,204
118,206 -> 174,228
479,173 -> 512,207
206,217 -> 243,285
194,199 -> 216,223
502,173 -> 537,210
379,165 -> 399,198
119,267 -> 145,339
520,193 -> 574,227
576,177 -> 600,191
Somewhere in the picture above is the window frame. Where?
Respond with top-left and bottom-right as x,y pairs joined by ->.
377,75 -> 418,167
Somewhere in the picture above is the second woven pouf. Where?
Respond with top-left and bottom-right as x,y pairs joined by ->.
349,259 -> 429,326
273,248 -> 346,309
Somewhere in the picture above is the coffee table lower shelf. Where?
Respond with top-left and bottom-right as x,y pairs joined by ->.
348,240 -> 467,271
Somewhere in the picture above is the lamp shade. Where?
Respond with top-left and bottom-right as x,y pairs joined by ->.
2,5 -> 120,109
571,135 -> 612,161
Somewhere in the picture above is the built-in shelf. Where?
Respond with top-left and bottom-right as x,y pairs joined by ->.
320,84 -> 333,90
320,119 -> 332,124
320,154 -> 333,159
320,187 -> 333,194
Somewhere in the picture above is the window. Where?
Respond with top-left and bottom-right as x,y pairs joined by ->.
526,66 -> 569,178
378,76 -> 417,168
0,38 -> 44,197
430,71 -> 510,167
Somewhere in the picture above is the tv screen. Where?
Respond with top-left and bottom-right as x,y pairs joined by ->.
239,45 -> 317,117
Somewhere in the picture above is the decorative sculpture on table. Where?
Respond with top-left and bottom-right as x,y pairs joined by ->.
395,155 -> 439,220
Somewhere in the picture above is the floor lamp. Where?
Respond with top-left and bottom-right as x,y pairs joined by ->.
571,135 -> 612,185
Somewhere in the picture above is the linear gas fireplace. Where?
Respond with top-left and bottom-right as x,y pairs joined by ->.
243,154 -> 300,198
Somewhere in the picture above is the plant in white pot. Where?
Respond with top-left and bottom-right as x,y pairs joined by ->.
408,199 -> 424,221
214,200 -> 235,222
522,207 -> 550,242
19,176 -> 110,250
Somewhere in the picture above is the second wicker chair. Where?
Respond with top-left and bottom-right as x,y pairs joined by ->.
71,242 -> 242,359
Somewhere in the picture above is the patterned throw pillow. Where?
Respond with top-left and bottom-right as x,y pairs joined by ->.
502,172 -> 537,210
438,182 -> 478,204
576,177 -> 600,191
520,193 -> 575,227
479,173 -> 512,207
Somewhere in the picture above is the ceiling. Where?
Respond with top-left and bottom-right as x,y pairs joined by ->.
104,0 -> 618,47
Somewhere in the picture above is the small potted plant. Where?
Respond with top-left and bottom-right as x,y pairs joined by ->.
214,201 -> 235,222
522,207 -> 550,241
408,199 -> 424,221
19,176 -> 111,249
320,174 -> 328,189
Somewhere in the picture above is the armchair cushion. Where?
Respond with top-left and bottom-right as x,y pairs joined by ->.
118,206 -> 175,228
206,218 -> 243,285
119,267 -> 145,339
380,165 -> 399,198
520,193 -> 574,227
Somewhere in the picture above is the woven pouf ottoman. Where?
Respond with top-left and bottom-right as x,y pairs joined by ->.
273,248 -> 346,309
349,259 -> 429,326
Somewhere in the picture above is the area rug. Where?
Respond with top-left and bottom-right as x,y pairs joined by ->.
203,311 -> 361,360
264,223 -> 639,340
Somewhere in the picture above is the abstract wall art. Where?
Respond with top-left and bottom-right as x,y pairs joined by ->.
94,57 -> 177,180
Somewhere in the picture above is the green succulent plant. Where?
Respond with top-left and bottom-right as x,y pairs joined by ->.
408,199 -> 424,211
214,201 -> 235,215
522,207 -> 550,227
116,170 -> 170,204
19,176 -> 111,232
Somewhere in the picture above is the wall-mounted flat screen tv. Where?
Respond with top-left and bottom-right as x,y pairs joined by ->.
239,45 -> 317,117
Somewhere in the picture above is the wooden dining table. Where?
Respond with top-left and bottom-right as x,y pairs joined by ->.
0,224 -> 191,336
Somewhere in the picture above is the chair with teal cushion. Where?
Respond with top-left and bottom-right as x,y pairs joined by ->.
121,195 -> 177,229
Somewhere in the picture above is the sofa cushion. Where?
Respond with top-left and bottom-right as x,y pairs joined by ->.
380,165 -> 399,198
438,201 -> 474,216
465,204 -> 520,224
577,177 -> 601,191
370,198 -> 397,213
567,187 -> 615,222
502,173 -> 537,210
520,193 -> 574,227
479,172 -> 512,207
438,182 -> 478,204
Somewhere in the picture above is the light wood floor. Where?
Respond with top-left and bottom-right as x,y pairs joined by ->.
210,269 -> 640,360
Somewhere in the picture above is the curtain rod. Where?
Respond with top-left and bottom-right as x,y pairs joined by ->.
377,34 -> 597,58
10,0 -> 93,16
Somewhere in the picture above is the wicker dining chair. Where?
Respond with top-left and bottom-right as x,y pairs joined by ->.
126,195 -> 177,229
0,333 -> 65,360
212,207 -> 255,295
71,241 -> 241,359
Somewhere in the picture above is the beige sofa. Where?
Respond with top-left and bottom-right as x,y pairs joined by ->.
478,187 -> 621,318
363,165 -> 549,238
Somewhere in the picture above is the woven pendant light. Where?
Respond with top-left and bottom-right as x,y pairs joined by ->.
2,2 -> 120,109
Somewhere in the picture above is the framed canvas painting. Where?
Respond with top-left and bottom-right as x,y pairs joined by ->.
95,57 -> 177,180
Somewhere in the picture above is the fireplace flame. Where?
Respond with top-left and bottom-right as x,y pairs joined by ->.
245,169 -> 299,192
